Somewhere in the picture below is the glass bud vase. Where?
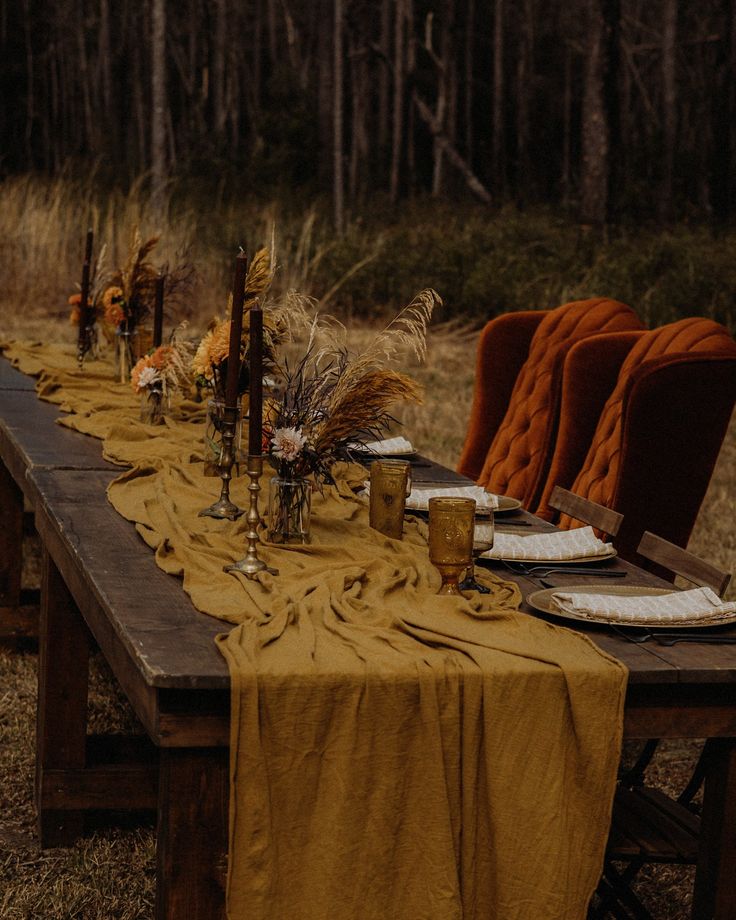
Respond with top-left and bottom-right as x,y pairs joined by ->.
204,397 -> 243,476
267,477 -> 312,545
116,328 -> 138,383
140,389 -> 165,425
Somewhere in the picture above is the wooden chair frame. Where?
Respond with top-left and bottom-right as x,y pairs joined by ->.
548,485 -> 623,538
592,534 -> 732,920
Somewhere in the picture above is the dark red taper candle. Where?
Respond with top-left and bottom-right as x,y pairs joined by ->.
153,272 -> 165,347
224,253 -> 248,409
248,300 -> 263,456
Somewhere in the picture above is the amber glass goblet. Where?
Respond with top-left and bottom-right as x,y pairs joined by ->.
428,497 -> 476,596
369,459 -> 411,540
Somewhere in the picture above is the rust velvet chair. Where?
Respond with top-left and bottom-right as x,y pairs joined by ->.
457,298 -> 643,509
537,317 -> 736,567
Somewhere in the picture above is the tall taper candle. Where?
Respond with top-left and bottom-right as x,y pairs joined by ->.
248,299 -> 263,456
77,259 -> 91,355
78,228 -> 94,356
224,253 -> 248,409
84,228 -> 94,264
153,272 -> 165,347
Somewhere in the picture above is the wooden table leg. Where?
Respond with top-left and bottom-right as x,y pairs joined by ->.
36,547 -> 91,847
0,460 -> 23,607
693,739 -> 736,919
156,747 -> 228,920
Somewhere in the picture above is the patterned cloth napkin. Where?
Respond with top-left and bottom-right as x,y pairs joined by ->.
551,585 -> 736,625
362,436 -> 415,455
481,525 -> 614,561
405,484 -> 499,513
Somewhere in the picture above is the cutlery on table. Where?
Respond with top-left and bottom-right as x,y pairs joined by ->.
500,561 -> 626,578
609,625 -> 736,645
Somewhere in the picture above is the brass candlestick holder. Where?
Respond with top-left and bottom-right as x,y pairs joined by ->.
224,454 -> 279,578
77,326 -> 91,369
199,404 -> 244,520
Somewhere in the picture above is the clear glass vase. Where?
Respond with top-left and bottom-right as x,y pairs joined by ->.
267,477 -> 312,544
204,397 -> 243,476
115,328 -> 138,383
140,389 -> 165,425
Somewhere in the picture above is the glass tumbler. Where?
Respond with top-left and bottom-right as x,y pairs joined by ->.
428,497 -> 476,596
369,459 -> 411,540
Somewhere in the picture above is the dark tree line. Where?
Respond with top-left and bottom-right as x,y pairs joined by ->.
2,0 -> 735,226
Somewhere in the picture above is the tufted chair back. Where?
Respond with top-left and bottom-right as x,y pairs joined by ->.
474,298 -> 642,508
554,317 -> 736,564
457,310 -> 547,481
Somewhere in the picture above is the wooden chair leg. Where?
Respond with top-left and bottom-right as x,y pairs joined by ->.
36,547 -> 91,847
693,739 -> 736,919
156,747 -> 228,920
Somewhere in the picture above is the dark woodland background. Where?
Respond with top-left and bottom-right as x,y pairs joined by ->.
2,0 -> 736,326
4,0 -> 735,221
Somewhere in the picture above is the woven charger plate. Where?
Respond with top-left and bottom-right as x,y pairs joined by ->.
406,495 -> 522,517
526,584 -> 736,629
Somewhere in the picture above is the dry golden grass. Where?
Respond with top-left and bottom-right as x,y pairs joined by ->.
1,176 -> 734,918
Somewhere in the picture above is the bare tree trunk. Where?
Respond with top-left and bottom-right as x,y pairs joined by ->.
561,45 -> 572,202
413,91 -> 492,204
580,0 -> 609,227
712,0 -> 736,223
515,0 -> 533,203
98,0 -> 114,153
333,0 -> 344,234
492,0 -> 505,196
213,0 -> 227,141
659,0 -> 677,222
21,0 -> 33,163
464,0 -> 475,163
267,0 -> 278,68
317,0 -> 332,186
378,0 -> 390,152
151,0 -> 167,219
77,3 -> 95,153
390,0 -> 405,203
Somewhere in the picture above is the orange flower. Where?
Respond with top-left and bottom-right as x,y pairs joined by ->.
68,293 -> 81,306
150,345 -> 173,369
192,319 -> 232,380
69,306 -> 81,326
102,286 -> 125,327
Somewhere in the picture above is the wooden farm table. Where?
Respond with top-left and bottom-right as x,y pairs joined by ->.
1,356 -> 735,919
0,361 -> 119,638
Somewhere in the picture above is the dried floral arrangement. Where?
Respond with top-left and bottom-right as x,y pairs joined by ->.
266,289 -> 441,484
102,228 -> 194,338
192,247 -> 310,400
130,327 -> 193,400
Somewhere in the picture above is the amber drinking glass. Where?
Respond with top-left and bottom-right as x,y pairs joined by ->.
428,497 -> 476,596
459,516 -> 495,594
369,459 -> 411,540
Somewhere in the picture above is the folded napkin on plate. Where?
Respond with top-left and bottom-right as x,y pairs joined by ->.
551,585 -> 736,625
362,436 -> 415,455
405,484 -> 499,512
481,525 -> 614,561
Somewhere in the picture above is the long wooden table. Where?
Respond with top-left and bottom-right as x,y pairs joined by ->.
2,356 -> 736,919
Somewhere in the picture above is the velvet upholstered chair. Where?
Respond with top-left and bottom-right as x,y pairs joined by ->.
457,298 -> 643,509
535,317 -> 736,568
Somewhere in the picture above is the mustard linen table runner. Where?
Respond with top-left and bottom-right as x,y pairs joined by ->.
2,341 -> 628,920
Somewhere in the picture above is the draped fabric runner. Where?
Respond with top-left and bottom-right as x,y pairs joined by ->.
3,340 -> 628,920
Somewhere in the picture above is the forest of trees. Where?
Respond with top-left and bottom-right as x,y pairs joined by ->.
2,0 -> 735,228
